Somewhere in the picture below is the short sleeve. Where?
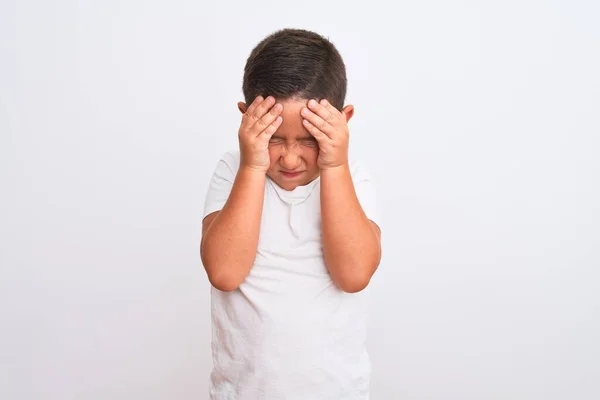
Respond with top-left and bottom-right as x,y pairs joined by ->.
350,160 -> 382,230
203,151 -> 240,219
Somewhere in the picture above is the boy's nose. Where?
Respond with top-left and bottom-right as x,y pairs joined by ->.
280,150 -> 302,170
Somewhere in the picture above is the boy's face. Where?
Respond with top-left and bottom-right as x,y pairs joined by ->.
239,98 -> 321,191
266,98 -> 322,190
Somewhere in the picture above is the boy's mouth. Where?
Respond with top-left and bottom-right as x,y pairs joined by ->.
280,170 -> 303,178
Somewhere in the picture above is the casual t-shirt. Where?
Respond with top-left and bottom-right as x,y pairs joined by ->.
202,150 -> 381,400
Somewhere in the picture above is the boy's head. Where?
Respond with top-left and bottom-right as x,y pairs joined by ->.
241,28 -> 347,111
237,28 -> 354,191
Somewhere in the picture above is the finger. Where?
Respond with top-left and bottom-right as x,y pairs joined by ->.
308,98 -> 341,126
259,115 -> 283,140
244,95 -> 264,119
301,105 -> 335,138
302,118 -> 328,142
247,95 -> 276,124
252,101 -> 283,136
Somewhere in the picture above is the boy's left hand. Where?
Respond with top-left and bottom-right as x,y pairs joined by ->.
301,99 -> 349,170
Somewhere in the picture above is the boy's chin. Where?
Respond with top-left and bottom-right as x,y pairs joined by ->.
267,171 -> 320,191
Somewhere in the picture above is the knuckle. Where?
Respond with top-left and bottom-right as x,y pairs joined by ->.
256,118 -> 267,129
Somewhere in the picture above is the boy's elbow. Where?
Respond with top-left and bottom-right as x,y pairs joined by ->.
201,246 -> 241,292
209,274 -> 241,292
334,271 -> 373,293
201,258 -> 245,292
338,278 -> 371,293
331,259 -> 379,293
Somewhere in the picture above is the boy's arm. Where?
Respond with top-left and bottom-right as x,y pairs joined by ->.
299,98 -> 381,293
201,166 -> 266,291
201,96 -> 283,292
320,164 -> 382,293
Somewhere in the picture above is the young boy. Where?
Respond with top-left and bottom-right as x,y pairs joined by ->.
201,28 -> 382,399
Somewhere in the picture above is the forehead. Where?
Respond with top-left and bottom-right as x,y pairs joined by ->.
272,98 -> 314,140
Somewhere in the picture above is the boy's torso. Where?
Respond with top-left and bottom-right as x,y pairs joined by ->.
209,152 -> 371,400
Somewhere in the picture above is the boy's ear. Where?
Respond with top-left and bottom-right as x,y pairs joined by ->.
342,104 -> 355,123
237,102 -> 247,114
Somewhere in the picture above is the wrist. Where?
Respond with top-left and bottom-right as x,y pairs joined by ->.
319,162 -> 350,175
238,164 -> 268,178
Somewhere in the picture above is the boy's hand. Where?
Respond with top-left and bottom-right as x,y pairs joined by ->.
239,96 -> 283,172
301,99 -> 349,169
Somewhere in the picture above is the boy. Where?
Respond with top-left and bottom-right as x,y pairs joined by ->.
201,28 -> 382,399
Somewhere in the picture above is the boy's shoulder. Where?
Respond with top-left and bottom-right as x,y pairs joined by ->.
212,150 -> 241,177
220,149 -> 241,165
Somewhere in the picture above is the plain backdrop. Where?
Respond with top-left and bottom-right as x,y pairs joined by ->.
1,1 -> 599,399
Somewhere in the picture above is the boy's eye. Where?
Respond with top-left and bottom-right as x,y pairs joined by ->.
301,139 -> 318,147
269,138 -> 284,145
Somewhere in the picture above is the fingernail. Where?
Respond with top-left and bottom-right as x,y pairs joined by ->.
301,108 -> 309,115
309,99 -> 317,107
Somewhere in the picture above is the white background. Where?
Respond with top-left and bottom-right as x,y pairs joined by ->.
1,1 -> 599,399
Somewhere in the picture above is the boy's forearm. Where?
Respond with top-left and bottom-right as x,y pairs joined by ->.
201,166 -> 266,291
320,164 -> 381,293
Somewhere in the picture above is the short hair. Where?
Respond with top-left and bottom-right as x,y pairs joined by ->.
242,28 -> 347,111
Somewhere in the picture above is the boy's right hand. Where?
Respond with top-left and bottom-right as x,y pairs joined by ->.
238,96 -> 283,172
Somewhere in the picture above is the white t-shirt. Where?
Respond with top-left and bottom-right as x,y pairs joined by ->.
203,150 -> 381,400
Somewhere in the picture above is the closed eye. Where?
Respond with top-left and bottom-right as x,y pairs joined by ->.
300,139 -> 318,146
268,138 -> 317,147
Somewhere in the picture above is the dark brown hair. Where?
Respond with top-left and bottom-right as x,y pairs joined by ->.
242,28 -> 347,110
